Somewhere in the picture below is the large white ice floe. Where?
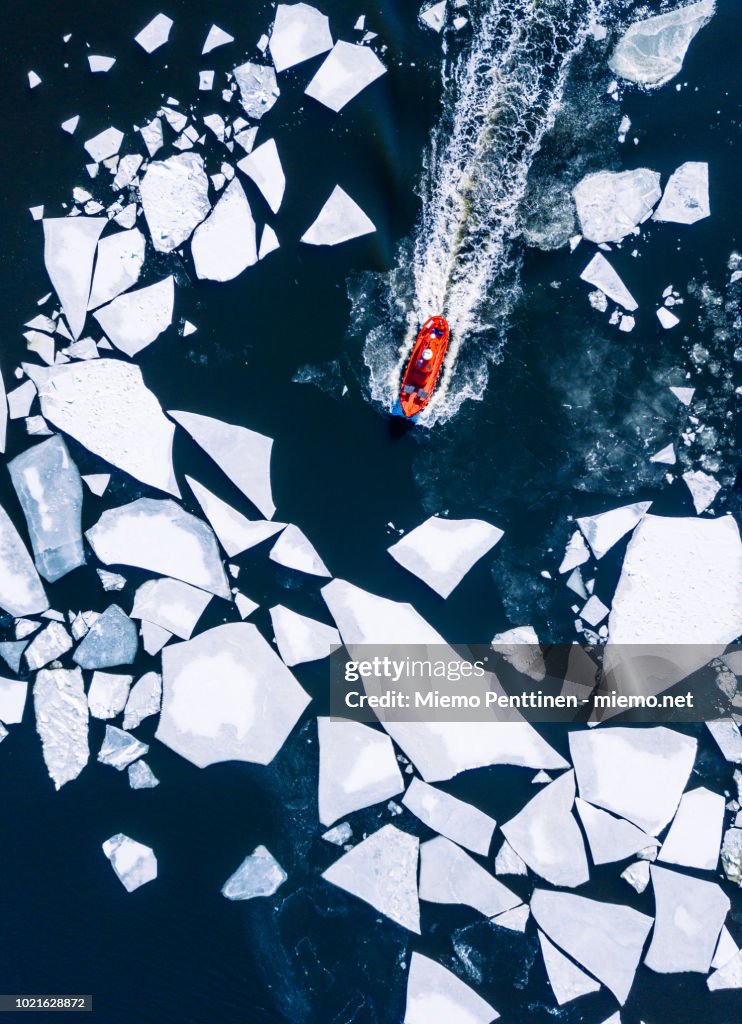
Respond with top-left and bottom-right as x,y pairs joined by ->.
186,477 -> 284,557
191,178 -> 257,281
658,786 -> 724,870
301,185 -> 376,245
122,671 -> 161,730
8,435 -> 84,582
575,798 -> 657,864
131,578 -> 212,640
402,776 -> 496,856
577,502 -> 652,560
531,889 -> 653,1005
305,41 -> 386,112
87,671 -> 133,719
269,524 -> 330,576
654,161 -> 710,224
646,865 -> 729,973
387,516 -> 503,598
134,13 -> 173,53
42,217 -> 106,339
237,139 -> 285,214
33,668 -> 88,789
608,0 -> 715,89
23,360 -> 179,496
419,836 -> 521,917
270,606 -> 339,666
73,605 -> 138,669
87,228 -> 145,310
233,62 -> 280,119
0,502 -> 48,616
156,623 -> 310,767
170,410 -> 275,518
404,951 -> 499,1024
87,498 -> 229,598
322,824 -> 420,932
580,253 -> 638,311
139,153 -> 211,253
93,276 -> 174,357
102,834 -> 157,892
317,717 -> 403,825
573,169 -> 661,243
269,3 -> 333,72
0,677 -> 28,724
500,770 -> 589,887
538,930 -> 601,1005
569,727 -> 696,835
221,845 -> 287,900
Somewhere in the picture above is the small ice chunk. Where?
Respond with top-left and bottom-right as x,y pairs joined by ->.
419,1 -> 446,33
42,217 -> 106,338
128,760 -> 159,789
404,952 -> 499,1024
28,71 -> 42,89
202,24 -> 234,54
559,530 -> 590,573
580,594 -> 609,627
658,786 -> 724,869
122,671 -> 162,729
88,55 -> 116,73
0,502 -> 48,616
645,865 -> 729,973
61,115 -> 79,134
139,117 -> 164,157
577,501 -> 651,559
322,822 -> 352,845
707,720 -> 742,763
98,569 -> 126,591
98,724 -> 148,769
420,836 -> 520,917
650,443 -> 676,465
721,827 -> 742,885
87,671 -> 133,719
575,798 -> 658,864
203,113 -> 225,141
388,515 -> 503,598
609,0 -> 715,88
199,70 -> 214,91
580,253 -> 638,311
232,62 -> 280,119
270,606 -> 339,666
25,621 -> 73,670
494,839 -> 528,876
305,41 -> 386,113
83,127 -> 124,163
131,577 -> 212,639
29,205 -> 44,221
237,139 -> 285,213
87,498 -> 230,599
234,593 -> 258,619
140,153 -> 211,253
708,948 -> 742,991
573,169 -> 661,243
657,306 -> 680,329
654,161 -> 710,224
402,776 -> 495,856
491,626 -> 546,681
8,381 -> 36,420
269,524 -> 330,577
670,385 -> 695,405
322,824 -> 420,932
135,13 -> 173,53
712,927 -> 739,970
82,474 -> 110,496
187,477 -> 284,557
191,178 -> 257,281
317,717 -> 403,825
621,859 -> 650,893
88,228 -> 145,310
301,185 -> 375,245
33,668 -> 88,789
269,4 -> 333,72
538,930 -> 600,1005
102,834 -> 157,891
221,845 -> 286,900
73,604 -> 137,669
0,677 -> 28,723
94,276 -> 174,357
258,225 -> 280,259
682,468 -> 720,513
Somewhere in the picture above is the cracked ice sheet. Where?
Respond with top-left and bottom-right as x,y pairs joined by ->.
573,169 -> 661,243
156,623 -> 310,767
402,777 -> 496,856
646,865 -> 729,973
87,498 -> 230,599
269,4 -> 333,72
317,717 -> 403,825
140,153 -> 210,253
43,218 -> 106,339
301,186 -> 375,245
270,605 -> 339,666
609,0 -> 715,89
419,836 -> 520,917
93,276 -> 174,357
34,668 -> 89,789
23,360 -> 179,496
87,228 -> 145,310
305,41 -> 386,113
191,179 -> 257,281
131,578 -> 211,640
575,798 -> 658,864
0,502 -> 48,616
388,515 -> 503,598
186,477 -> 285,557
404,952 -> 499,1024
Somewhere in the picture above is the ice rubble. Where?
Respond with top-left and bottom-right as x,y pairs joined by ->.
609,0 -> 715,88
140,153 -> 211,253
721,827 -> 742,885
654,161 -> 710,224
317,717 -> 403,825
531,889 -> 652,1005
170,410 -> 275,519
123,671 -> 161,729
646,865 -> 729,973
87,228 -> 145,310
191,179 -> 257,281
237,140 -> 285,214
203,25 -> 234,55
622,859 -> 651,893
0,677 -> 27,724
270,606 -> 339,666
269,4 -> 333,73
128,760 -> 159,789
404,952 -> 499,1024
25,621 -> 72,670
132,578 -> 211,639
102,834 -> 157,892
222,845 -> 287,900
580,253 -> 638,311
305,41 -> 386,113
135,14 -> 173,53
74,605 -> 138,669
569,727 -> 697,835
301,185 -> 376,245
322,824 -> 420,933
87,671 -> 133,719
575,798 -> 658,864
269,524 -> 330,576
572,169 -> 661,243
500,771 -> 589,888
419,836 -> 521,917
658,786 -> 724,870
538,930 -> 600,1005
233,62 -> 280,119
402,777 -> 496,857
186,477 -> 284,557
156,623 -> 310,767
8,435 -> 84,582
93,277 -> 174,357
42,217 -> 106,339
24,361 -> 178,496
388,516 -> 503,598
33,668 -> 89,789
87,498 -> 230,599
98,725 -> 148,769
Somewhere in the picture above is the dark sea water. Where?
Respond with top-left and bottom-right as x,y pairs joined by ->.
0,1 -> 740,1022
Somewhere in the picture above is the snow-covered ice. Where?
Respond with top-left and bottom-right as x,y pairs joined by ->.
233,62 -> 280,119
221,846 -> 287,900
404,952 -> 499,1024
645,865 -> 729,973
87,671 -> 133,719
658,787 -> 724,870
42,217 -> 106,339
654,161 -> 710,224
538,930 -> 600,1005
186,477 -> 284,557
682,468 -> 720,513
237,139 -> 285,214
317,717 -> 403,825
258,225 -> 280,259
191,179 -> 257,281
575,798 -> 658,864
33,668 -> 88,789
73,605 -> 138,669
123,671 -> 161,730
134,14 -> 173,53
419,836 -> 521,917
573,169 -> 661,243
305,41 -> 386,113
580,253 -> 638,311
140,153 -> 210,253
387,516 -> 503,598
402,776 -> 495,856
139,117 -> 164,157
269,524 -> 330,576
87,228 -> 145,310
8,381 -> 36,420
609,0 -> 715,88
270,606 -> 339,666
132,578 -> 212,640
102,834 -> 157,891
708,949 -> 742,991
269,4 -> 333,72
24,621 -> 72,670
301,185 -> 375,245
98,725 -> 148,770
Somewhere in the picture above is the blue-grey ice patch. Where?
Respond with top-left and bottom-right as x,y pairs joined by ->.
42,218 -> 106,338
572,169 -> 661,243
97,725 -> 149,770
25,621 -> 73,670
128,760 -> 159,789
419,836 -> 521,917
609,0 -> 715,89
87,671 -> 133,720
131,578 -> 212,640
221,845 -> 287,901
139,153 -> 210,253
645,866 -> 729,974
317,717 -> 403,826
0,503 -> 48,617
102,833 -> 157,892
404,952 -> 499,1024
73,605 -> 137,669
122,671 -> 162,730
8,435 -> 84,582
0,640 -> 29,674
33,667 -> 89,789
233,61 -> 280,119
0,677 -> 28,724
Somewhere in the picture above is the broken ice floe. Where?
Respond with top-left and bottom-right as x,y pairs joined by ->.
301,186 -> 376,245
237,139 -> 285,214
93,276 -> 174,357
682,469 -> 720,513
404,952 -> 499,1024
580,253 -> 637,311
707,720 -> 742,764
202,25 -> 234,55
609,0 -> 715,89
134,13 -> 173,54
42,217 -> 106,339
0,504 -> 48,616
269,524 -> 330,576
74,605 -> 138,669
87,671 -> 133,719
128,760 -> 159,789
270,606 -> 339,666
575,798 -> 658,864
419,2 -> 447,34
538,930 -> 600,1005
305,41 -> 386,113
317,717 -> 403,825
102,833 -> 157,891
123,672 -> 162,730
233,62 -> 280,119
87,228 -> 145,310
191,179 -> 257,281
419,836 -> 520,917
140,153 -> 211,253
34,667 -> 89,789
572,169 -> 661,243
186,477 -> 284,557
387,516 -> 503,598
83,127 -> 124,163
650,443 -> 676,465
646,865 -> 729,973
24,621 -> 72,669
657,306 -> 680,329
495,839 -> 528,876
558,530 -> 590,573
221,845 -> 287,900
658,786 -> 724,870
98,724 -> 148,770
156,623 -> 310,767
577,501 -> 651,560
131,578 -> 212,640
0,677 -> 28,724
654,161 -> 710,224
402,777 -> 495,857
82,473 -> 110,497
269,3 -> 333,73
